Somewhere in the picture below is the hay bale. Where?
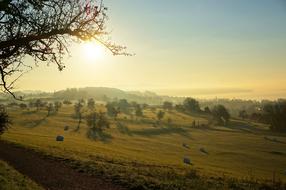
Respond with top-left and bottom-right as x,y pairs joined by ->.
200,147 -> 208,155
183,157 -> 192,165
182,143 -> 190,149
56,135 -> 64,141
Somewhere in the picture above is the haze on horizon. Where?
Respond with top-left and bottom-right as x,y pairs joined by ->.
15,0 -> 286,100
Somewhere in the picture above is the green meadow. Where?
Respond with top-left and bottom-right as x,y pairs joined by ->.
2,104 -> 286,189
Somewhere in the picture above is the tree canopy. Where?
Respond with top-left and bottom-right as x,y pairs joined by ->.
212,105 -> 230,125
183,98 -> 201,113
0,0 -> 128,98
263,100 -> 286,132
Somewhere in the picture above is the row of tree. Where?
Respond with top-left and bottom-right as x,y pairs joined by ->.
163,98 -> 230,125
105,99 -> 147,118
239,100 -> 286,132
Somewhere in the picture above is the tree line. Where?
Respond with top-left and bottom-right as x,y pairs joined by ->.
1,97 -> 285,136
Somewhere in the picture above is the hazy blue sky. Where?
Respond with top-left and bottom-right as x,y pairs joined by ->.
19,0 -> 286,99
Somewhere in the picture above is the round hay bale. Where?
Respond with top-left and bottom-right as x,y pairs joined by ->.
200,147 -> 208,155
56,135 -> 64,142
183,157 -> 192,165
182,143 -> 190,149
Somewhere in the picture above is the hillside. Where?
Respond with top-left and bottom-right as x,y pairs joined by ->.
1,103 -> 286,189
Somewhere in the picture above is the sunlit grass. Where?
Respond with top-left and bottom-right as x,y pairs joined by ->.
2,105 -> 286,189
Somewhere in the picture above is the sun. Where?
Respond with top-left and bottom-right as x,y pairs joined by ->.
81,41 -> 105,62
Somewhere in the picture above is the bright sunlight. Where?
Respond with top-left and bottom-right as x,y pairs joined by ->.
81,41 -> 105,62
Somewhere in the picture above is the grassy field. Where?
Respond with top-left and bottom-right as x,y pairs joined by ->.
0,160 -> 43,190
2,104 -> 286,189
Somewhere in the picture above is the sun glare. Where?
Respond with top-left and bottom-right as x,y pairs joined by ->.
81,41 -> 105,62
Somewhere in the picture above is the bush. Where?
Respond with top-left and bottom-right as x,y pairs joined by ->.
0,106 -> 11,135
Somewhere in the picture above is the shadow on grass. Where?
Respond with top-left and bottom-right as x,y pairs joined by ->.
196,120 -> 269,135
116,122 -> 132,136
130,125 -> 191,138
24,116 -> 48,128
227,120 -> 265,133
268,151 -> 285,156
264,136 -> 286,144
22,110 -> 38,115
87,129 -> 112,143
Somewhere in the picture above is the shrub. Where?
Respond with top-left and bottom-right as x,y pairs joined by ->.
0,106 -> 11,135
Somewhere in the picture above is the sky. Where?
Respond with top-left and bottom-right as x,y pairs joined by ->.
17,0 -> 286,99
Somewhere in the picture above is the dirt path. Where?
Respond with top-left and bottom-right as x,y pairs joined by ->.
0,140 -> 125,190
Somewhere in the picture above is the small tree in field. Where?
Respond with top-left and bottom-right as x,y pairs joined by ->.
74,100 -> 84,131
212,105 -> 230,125
163,101 -> 173,111
239,110 -> 248,120
263,100 -> 286,132
106,102 -> 119,120
135,105 -> 143,117
54,101 -> 62,113
86,111 -> 109,131
157,110 -> 165,122
46,103 -> 54,116
87,98 -> 95,110
0,106 -> 10,135
35,99 -> 42,111
118,99 -> 130,114
183,98 -> 201,113
204,106 -> 211,114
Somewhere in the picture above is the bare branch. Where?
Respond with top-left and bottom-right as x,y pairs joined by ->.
0,0 -> 129,99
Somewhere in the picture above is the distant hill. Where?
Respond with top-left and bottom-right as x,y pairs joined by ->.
52,87 -> 166,104
2,87 -> 280,117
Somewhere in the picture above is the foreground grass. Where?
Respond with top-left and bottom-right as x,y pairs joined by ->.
0,160 -> 43,190
2,105 -> 286,189
2,140 -> 285,190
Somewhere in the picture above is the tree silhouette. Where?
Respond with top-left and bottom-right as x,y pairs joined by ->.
238,110 -> 248,120
163,101 -> 173,111
135,104 -> 143,117
0,105 -> 10,135
183,98 -> 201,113
0,0 -> 128,98
35,99 -> 42,111
118,99 -> 130,114
74,99 -> 84,131
54,101 -> 62,113
46,103 -> 54,116
212,105 -> 230,125
157,110 -> 165,122
87,98 -> 95,110
106,102 -> 119,120
263,100 -> 286,132
86,111 -> 109,132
